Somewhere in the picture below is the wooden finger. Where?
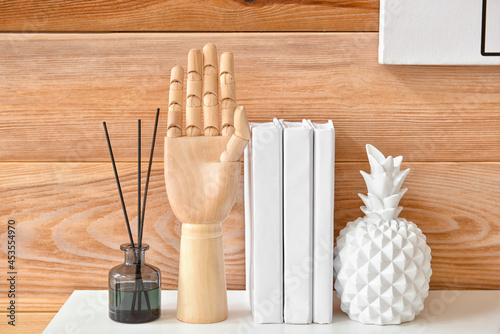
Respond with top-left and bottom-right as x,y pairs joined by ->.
167,66 -> 184,138
219,52 -> 236,137
203,43 -> 220,136
186,49 -> 202,136
220,106 -> 250,162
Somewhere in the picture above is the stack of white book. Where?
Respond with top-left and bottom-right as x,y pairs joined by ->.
245,119 -> 335,324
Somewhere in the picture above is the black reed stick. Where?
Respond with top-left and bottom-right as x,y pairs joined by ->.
138,119 -> 142,252
134,118 -> 152,313
135,119 -> 144,312
138,108 -> 160,248
131,276 -> 138,311
103,122 -> 135,248
136,109 -> 159,313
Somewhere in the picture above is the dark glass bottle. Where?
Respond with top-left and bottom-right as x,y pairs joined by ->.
108,243 -> 161,323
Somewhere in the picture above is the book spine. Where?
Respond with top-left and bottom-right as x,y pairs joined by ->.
249,125 -> 283,324
244,136 -> 253,310
283,126 -> 313,324
312,126 -> 335,324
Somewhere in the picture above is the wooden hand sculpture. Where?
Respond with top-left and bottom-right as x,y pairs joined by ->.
164,43 -> 250,324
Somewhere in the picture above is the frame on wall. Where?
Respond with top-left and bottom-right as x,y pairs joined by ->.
482,0 -> 500,56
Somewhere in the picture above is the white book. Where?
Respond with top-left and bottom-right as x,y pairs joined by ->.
244,120 -> 283,324
281,120 -> 313,324
307,120 -> 335,324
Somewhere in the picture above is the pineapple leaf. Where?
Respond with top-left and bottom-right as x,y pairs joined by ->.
394,155 -> 403,168
366,144 -> 386,163
368,193 -> 384,211
383,193 -> 402,210
368,155 -> 385,175
381,155 -> 394,173
393,168 -> 410,194
359,193 -> 372,210
394,206 -> 403,218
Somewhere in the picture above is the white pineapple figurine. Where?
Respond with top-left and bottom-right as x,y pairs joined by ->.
333,144 -> 432,325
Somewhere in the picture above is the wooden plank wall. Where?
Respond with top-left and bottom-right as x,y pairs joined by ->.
1,2 -> 500,326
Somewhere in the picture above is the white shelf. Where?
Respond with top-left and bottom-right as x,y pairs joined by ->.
43,290 -> 500,333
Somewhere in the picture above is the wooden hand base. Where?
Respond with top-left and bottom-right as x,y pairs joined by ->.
177,223 -> 228,323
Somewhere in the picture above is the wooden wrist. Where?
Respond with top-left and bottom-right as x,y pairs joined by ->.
177,222 -> 228,323
181,222 -> 222,239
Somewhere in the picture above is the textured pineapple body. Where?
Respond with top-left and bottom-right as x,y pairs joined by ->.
333,217 -> 432,325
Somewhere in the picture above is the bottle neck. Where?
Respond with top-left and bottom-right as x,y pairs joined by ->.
124,249 -> 146,265
120,243 -> 149,265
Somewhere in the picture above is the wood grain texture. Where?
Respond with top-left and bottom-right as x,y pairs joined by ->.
1,297 -> 66,313
0,0 -> 379,32
0,162 -> 246,297
0,312 -> 55,333
1,33 -> 500,163
1,161 -> 500,312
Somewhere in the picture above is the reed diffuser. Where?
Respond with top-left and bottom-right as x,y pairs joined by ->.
103,108 -> 162,323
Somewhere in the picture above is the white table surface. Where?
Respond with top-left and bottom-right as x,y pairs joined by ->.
43,290 -> 500,334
